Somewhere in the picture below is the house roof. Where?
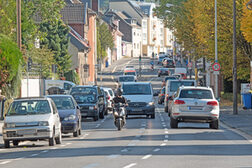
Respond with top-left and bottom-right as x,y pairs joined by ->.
61,4 -> 87,24
68,26 -> 89,51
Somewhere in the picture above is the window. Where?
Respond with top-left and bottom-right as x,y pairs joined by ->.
137,43 -> 139,49
170,81 -> 195,92
179,89 -> 213,99
122,84 -> 151,95
134,43 -> 136,49
134,32 -> 136,36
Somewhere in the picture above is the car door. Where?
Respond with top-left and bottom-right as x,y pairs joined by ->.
50,100 -> 61,135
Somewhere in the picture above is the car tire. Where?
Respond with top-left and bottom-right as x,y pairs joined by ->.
93,115 -> 99,121
55,131 -> 62,144
13,140 -> 19,146
73,129 -> 79,137
49,129 -> 55,146
170,117 -> 178,128
210,120 -> 219,129
165,106 -> 168,113
78,120 -> 82,135
4,140 -> 10,148
151,114 -> 155,119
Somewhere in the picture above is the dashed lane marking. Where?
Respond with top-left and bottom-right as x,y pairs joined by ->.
121,149 -> 128,152
160,143 -> 166,146
123,163 -> 137,168
107,154 -> 121,159
165,135 -> 169,138
66,143 -> 72,145
164,140 -> 168,142
165,131 -> 169,134
30,153 -> 39,157
153,148 -> 160,152
41,150 -> 48,153
0,161 -> 11,165
142,154 -> 152,160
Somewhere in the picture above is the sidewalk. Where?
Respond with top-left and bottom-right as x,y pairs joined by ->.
220,106 -> 252,138
101,57 -> 131,73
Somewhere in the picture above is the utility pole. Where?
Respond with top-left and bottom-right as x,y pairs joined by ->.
214,0 -> 219,98
17,0 -> 21,49
233,0 -> 238,115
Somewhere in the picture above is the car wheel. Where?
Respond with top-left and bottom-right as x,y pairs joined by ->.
4,140 -> 10,148
13,140 -> 19,146
170,117 -> 178,128
210,120 -> 219,129
78,120 -> 82,135
151,114 -> 155,119
165,106 -> 168,113
73,129 -> 79,137
49,129 -> 55,146
55,130 -> 62,144
93,115 -> 99,121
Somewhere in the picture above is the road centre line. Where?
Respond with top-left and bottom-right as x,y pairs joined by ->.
30,153 -> 39,157
153,148 -> 160,152
164,140 -> 168,142
142,154 -> 152,160
41,150 -> 48,153
123,163 -> 137,168
0,160 -> 11,165
66,142 -> 72,145
165,131 -> 169,134
112,66 -> 117,73
160,143 -> 166,146
121,149 -> 128,152
165,135 -> 169,138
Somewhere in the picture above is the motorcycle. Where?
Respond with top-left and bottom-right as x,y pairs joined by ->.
151,64 -> 154,70
113,103 -> 126,131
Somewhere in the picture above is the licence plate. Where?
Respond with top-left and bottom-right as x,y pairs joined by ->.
82,113 -> 88,116
188,106 -> 203,110
17,129 -> 36,135
132,108 -> 142,112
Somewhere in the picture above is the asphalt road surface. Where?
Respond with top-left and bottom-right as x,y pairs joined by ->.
1,58 -> 252,168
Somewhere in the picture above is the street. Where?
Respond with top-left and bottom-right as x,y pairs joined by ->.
1,58 -> 252,168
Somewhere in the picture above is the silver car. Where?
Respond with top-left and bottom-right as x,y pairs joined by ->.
169,86 -> 219,129
2,97 -> 62,148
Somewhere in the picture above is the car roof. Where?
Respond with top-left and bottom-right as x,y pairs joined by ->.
122,82 -> 150,85
47,95 -> 73,97
73,85 -> 97,88
14,97 -> 49,101
119,75 -> 135,77
179,86 -> 212,90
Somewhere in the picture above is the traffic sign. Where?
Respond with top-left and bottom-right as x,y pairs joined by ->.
212,62 -> 221,71
187,62 -> 192,69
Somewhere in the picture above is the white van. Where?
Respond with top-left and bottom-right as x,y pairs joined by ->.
164,80 -> 196,113
45,80 -> 75,95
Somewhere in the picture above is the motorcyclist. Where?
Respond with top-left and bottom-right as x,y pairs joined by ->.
112,89 -> 127,122
150,60 -> 154,70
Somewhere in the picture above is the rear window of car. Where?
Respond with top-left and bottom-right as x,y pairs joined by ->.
119,76 -> 135,82
50,97 -> 75,110
124,72 -> 136,76
165,76 -> 177,81
72,94 -> 97,104
70,87 -> 97,95
122,84 -> 152,95
179,89 -> 213,99
170,81 -> 195,92
108,90 -> 114,97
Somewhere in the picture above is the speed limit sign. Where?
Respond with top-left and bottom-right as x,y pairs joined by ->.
212,62 -> 221,71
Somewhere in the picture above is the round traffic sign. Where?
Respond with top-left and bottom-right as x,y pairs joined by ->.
212,62 -> 221,71
187,62 -> 192,68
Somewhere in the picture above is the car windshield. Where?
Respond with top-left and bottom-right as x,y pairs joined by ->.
49,97 -> 75,110
165,77 -> 177,81
72,94 -> 97,104
70,87 -> 97,95
119,76 -> 135,82
7,100 -> 51,116
168,69 -> 175,74
124,72 -> 136,76
123,84 -> 151,95
170,81 -> 195,92
179,89 -> 213,99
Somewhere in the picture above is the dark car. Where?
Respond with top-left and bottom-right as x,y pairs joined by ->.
70,85 -> 105,119
162,58 -> 175,68
158,55 -> 166,64
161,76 -> 178,87
47,95 -> 82,137
72,93 -> 100,121
158,68 -> 169,77
158,87 -> 166,104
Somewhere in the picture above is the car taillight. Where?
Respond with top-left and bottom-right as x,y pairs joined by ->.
207,101 -> 218,106
161,94 -> 164,96
174,100 -> 185,105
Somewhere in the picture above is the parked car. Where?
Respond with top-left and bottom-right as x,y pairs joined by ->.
158,87 -> 166,104
162,58 -> 175,68
47,95 -> 82,137
169,86 -> 219,129
164,80 -> 196,113
161,76 -> 178,87
102,87 -> 115,111
158,68 -> 169,77
72,93 -> 100,121
2,97 -> 62,148
70,85 -> 105,119
122,82 -> 155,118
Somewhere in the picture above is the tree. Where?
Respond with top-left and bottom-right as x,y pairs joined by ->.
0,34 -> 23,98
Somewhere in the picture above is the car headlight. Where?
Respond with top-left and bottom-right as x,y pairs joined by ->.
64,114 -> 76,121
148,102 -> 154,106
5,123 -> 15,128
39,121 -> 49,126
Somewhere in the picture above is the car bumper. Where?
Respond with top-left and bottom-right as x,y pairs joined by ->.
61,121 -> 78,133
126,105 -> 155,115
80,109 -> 98,117
171,111 -> 219,123
3,126 -> 52,141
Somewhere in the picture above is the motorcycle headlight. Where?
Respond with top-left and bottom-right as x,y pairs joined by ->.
148,102 -> 154,106
39,121 -> 49,126
64,114 -> 76,121
5,123 -> 15,128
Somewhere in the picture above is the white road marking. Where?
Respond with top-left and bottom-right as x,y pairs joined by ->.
142,154 -> 152,160
127,143 -> 135,146
41,150 -> 48,153
30,153 -> 39,157
164,140 -> 168,142
164,128 -> 168,131
66,143 -> 72,145
82,163 -> 99,168
107,154 -> 121,159
123,163 -> 137,168
162,122 -> 165,125
85,133 -> 89,136
160,143 -> 166,146
0,161 -> 11,165
165,135 -> 169,138
153,148 -> 160,152
14,157 -> 25,161
135,135 -> 141,138
121,149 -> 128,152
60,145 -> 66,147
165,131 -> 169,134
112,66 -> 117,73
51,147 -> 58,150
163,125 -> 167,127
